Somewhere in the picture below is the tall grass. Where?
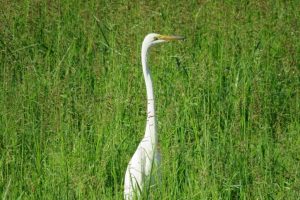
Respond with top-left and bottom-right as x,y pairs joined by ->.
0,1 -> 299,199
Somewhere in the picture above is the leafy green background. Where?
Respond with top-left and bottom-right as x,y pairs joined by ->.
0,1 -> 299,199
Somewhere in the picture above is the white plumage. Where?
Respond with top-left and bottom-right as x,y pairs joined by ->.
124,33 -> 184,200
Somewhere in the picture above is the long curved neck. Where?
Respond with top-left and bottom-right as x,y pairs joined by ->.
141,43 -> 157,144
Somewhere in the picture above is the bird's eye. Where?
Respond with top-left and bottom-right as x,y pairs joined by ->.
153,37 -> 158,41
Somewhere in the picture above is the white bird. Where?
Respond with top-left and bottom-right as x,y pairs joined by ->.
124,33 -> 184,199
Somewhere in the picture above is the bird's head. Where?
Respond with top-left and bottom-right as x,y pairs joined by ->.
143,33 -> 185,48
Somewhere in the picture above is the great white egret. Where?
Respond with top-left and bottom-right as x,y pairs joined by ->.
124,33 -> 184,199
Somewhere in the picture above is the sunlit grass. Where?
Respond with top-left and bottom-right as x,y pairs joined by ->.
0,1 -> 299,199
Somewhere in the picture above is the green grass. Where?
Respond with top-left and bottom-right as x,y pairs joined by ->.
0,0 -> 299,199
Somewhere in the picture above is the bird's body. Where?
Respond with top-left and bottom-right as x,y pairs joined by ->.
124,33 -> 184,200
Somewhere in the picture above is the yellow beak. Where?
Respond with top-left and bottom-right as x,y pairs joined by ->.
157,35 -> 185,41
